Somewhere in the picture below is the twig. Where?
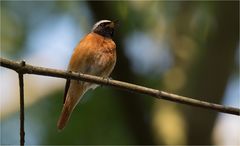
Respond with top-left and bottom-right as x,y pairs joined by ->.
1,57 -> 239,116
18,61 -> 25,146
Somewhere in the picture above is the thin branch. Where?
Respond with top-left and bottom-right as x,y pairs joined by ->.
18,61 -> 25,146
1,57 -> 239,116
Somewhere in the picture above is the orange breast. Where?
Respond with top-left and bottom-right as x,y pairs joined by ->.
68,32 -> 116,77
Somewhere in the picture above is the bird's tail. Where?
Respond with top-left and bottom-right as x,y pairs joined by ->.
57,82 -> 87,130
57,102 -> 73,130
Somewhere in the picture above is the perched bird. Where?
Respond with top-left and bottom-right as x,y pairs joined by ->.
57,20 -> 117,130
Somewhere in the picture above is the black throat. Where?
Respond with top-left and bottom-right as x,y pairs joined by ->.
93,27 -> 114,38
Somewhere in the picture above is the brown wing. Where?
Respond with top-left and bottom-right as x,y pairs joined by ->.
62,33 -> 100,103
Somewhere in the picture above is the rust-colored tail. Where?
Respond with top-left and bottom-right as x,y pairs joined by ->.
57,81 -> 88,130
57,103 -> 72,130
57,81 -> 86,130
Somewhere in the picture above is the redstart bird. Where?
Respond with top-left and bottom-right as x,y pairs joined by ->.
57,20 -> 117,130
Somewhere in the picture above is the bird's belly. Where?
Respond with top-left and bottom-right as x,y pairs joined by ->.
90,52 -> 116,77
81,51 -> 115,90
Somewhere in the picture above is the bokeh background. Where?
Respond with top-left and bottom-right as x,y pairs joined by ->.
0,1 -> 239,145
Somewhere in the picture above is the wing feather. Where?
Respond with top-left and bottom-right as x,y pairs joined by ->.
63,79 -> 71,104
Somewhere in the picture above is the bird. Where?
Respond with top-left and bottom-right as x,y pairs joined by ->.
57,20 -> 117,130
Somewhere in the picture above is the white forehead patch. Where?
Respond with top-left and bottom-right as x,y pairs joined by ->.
92,20 -> 111,31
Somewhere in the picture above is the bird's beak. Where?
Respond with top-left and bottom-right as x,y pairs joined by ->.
109,20 -> 119,28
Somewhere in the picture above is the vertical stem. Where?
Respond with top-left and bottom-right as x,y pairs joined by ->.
19,73 -> 24,146
18,61 -> 25,146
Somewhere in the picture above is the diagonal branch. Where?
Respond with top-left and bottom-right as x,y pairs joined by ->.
1,57 -> 239,116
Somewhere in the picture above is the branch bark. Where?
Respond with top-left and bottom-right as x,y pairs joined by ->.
18,61 -> 25,146
1,57 -> 239,116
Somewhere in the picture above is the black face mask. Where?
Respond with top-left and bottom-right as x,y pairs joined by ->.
93,22 -> 114,38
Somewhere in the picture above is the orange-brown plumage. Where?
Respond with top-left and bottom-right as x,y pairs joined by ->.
69,33 -> 116,74
57,20 -> 117,130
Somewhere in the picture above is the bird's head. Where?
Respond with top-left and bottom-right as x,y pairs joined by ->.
92,20 -> 118,38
